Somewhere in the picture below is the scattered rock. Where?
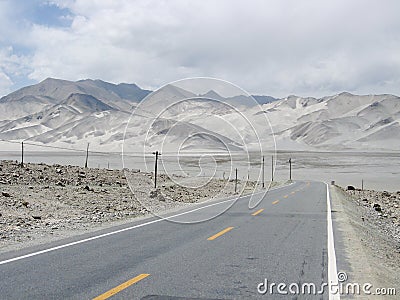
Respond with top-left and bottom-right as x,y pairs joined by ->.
149,190 -> 158,198
2,192 -> 11,197
0,159 -> 258,250
84,185 -> 94,192
347,185 -> 355,191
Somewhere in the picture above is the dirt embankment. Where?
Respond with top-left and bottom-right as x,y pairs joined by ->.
330,185 -> 399,298
0,160 -> 270,253
345,187 -> 400,247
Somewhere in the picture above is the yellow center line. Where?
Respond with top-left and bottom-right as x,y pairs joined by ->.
93,273 -> 150,300
283,195 -> 289,198
207,227 -> 234,241
252,209 -> 264,216
272,200 -> 279,205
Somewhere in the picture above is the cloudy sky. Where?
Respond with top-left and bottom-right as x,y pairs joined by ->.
1,0 -> 400,98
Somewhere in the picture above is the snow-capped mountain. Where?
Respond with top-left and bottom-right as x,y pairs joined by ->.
0,78 -> 399,152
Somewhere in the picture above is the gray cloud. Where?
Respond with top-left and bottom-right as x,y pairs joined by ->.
1,0 -> 400,97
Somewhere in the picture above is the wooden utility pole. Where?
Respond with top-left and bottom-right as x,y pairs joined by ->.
153,151 -> 161,189
84,143 -> 89,168
271,155 -> 274,182
235,168 -> 238,193
21,142 -> 24,167
262,156 -> 265,188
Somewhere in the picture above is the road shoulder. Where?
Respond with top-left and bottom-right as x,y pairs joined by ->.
330,185 -> 399,298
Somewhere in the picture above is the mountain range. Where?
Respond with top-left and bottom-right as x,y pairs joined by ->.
0,78 -> 399,152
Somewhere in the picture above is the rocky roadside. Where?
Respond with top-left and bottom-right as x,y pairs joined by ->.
0,160 -> 274,253
344,187 -> 400,247
331,185 -> 399,298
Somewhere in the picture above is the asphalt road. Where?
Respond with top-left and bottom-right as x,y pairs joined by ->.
0,181 -> 333,299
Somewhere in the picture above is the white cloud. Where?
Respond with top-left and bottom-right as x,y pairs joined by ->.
3,0 -> 400,97
0,46 -> 33,96
0,71 -> 13,95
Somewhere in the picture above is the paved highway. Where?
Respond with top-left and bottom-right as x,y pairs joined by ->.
0,181 -> 337,299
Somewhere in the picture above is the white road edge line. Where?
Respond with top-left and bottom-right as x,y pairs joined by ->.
326,183 -> 340,300
0,182 -> 296,266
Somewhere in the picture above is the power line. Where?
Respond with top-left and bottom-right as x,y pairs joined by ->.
0,138 -> 274,161
0,138 -> 145,157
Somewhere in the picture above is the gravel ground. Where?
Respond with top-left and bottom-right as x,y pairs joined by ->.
0,160 -> 277,253
331,185 -> 399,298
344,187 -> 400,248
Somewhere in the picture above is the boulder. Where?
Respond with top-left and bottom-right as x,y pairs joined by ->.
373,203 -> 382,212
2,191 -> 11,197
149,190 -> 158,198
84,185 -> 94,192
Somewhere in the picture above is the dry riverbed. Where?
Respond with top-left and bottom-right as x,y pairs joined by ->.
0,160 -> 274,253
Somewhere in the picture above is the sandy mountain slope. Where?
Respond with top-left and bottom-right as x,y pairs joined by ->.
0,78 -> 399,152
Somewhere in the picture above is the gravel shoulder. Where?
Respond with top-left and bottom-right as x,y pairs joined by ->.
330,185 -> 399,298
0,160 -> 281,254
